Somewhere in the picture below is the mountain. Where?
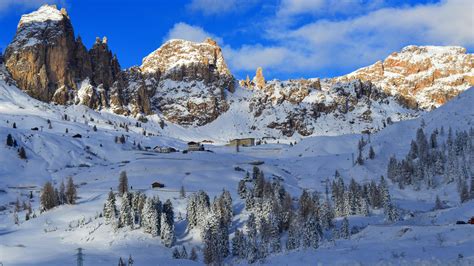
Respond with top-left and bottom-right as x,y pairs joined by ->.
336,45 -> 474,109
2,5 -> 473,138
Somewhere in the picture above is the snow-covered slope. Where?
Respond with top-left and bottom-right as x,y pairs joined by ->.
1,48 -> 473,265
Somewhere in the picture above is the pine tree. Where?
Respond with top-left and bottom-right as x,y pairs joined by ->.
180,246 -> 188,259
434,195 -> 443,210
286,217 -> 301,250
6,134 -> 13,147
118,171 -> 128,196
128,254 -> 134,265
238,179 -> 247,199
13,211 -> 19,225
162,199 -> 174,226
369,146 -> 375,159
189,247 -> 198,261
160,212 -> 175,247
468,169 -> 474,200
460,179 -> 469,203
172,248 -> 180,259
104,189 -> 117,224
119,192 -> 133,228
59,180 -> 66,205
65,176 -> 77,204
232,229 -> 246,258
340,217 -> 350,239
13,122 -> 17,129
186,190 -> 210,230
179,185 -> 186,199
142,197 -> 159,236
18,147 -> 27,159
40,181 -> 57,211
118,257 -> 125,266
303,214 -> 319,249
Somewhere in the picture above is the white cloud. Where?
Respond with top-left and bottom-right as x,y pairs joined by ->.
165,22 -> 223,43
0,0 -> 64,13
277,0 -> 385,17
226,0 -> 474,77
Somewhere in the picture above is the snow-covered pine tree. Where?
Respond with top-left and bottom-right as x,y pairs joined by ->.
162,199 -> 174,226
118,171 -> 128,196
186,190 -> 210,230
119,192 -> 133,228
160,212 -> 175,247
340,217 -> 350,239
319,200 -> 334,230
246,213 -> 259,263
386,203 -> 399,222
470,175 -> 474,200
65,176 -> 77,204
238,179 -> 247,199
286,216 -> 301,251
232,229 -> 245,258
460,179 -> 469,203
104,189 -> 117,224
434,195 -> 443,210
179,185 -> 186,199
302,213 -> 319,249
142,197 -> 159,236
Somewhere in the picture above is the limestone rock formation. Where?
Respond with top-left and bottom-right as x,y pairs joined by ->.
337,45 -> 474,109
253,67 -> 265,89
4,5 -> 78,102
141,38 -> 234,126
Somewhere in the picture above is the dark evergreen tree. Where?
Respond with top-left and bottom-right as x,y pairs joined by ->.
369,146 -> 375,159
6,134 -> 13,147
118,171 -> 128,196
65,176 -> 77,204
189,247 -> 198,261
18,147 -> 27,159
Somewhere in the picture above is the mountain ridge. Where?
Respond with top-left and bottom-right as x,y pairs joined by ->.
2,4 -> 473,137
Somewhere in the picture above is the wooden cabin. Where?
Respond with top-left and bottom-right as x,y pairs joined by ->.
187,141 -> 204,151
151,182 -> 165,188
228,138 -> 255,147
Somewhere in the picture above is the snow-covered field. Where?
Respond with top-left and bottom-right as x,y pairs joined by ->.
1,70 -> 473,265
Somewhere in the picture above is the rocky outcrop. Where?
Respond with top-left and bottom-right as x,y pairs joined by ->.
141,38 -> 234,92
4,5 -> 78,102
253,67 -> 265,89
141,38 -> 234,126
337,45 -> 474,109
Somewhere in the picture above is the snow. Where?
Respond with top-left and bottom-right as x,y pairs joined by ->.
18,5 -> 64,27
1,57 -> 474,265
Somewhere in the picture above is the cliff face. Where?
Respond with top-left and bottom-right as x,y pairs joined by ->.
4,6 -> 78,102
4,6 -> 235,126
337,45 -> 474,109
141,39 -> 234,126
4,5 -> 473,136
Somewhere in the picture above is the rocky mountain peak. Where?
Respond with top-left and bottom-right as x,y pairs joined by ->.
338,45 -> 473,109
17,4 -> 66,28
140,38 -> 234,91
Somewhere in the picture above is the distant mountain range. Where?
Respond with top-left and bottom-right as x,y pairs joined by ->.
2,5 -> 473,138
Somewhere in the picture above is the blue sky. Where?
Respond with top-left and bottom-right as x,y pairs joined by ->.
0,0 -> 472,80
